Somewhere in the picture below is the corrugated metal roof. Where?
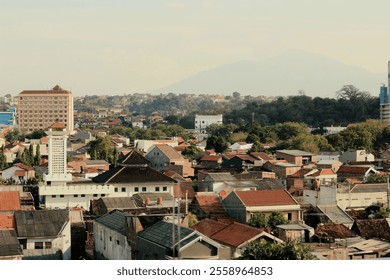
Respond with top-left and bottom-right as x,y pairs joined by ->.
14,210 -> 69,238
138,220 -> 196,249
206,173 -> 237,182
0,229 -> 23,257
95,210 -> 127,235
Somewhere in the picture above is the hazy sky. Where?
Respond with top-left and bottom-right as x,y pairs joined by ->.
1,0 -> 389,96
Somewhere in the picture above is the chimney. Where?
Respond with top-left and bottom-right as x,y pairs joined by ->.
157,197 -> 163,205
145,196 -> 150,206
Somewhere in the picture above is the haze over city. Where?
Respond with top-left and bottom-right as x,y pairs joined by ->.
1,0 -> 389,97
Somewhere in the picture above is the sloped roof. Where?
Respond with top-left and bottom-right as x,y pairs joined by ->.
13,163 -> 34,171
92,165 -> 175,184
210,222 -> 264,247
164,170 -> 187,182
193,193 -> 227,217
311,169 -> 335,176
289,168 -> 314,178
48,121 -> 66,129
234,190 -> 298,207
317,205 -> 354,225
95,210 -> 128,235
0,192 -> 21,211
255,179 -> 286,190
277,150 -> 314,156
14,210 -> 69,237
250,152 -> 273,161
0,213 -> 15,229
150,144 -> 182,160
191,219 -> 229,237
138,220 -> 197,250
0,229 -> 23,257
200,155 -> 222,162
205,172 -> 237,182
98,197 -> 137,211
315,224 -> 357,239
337,165 -> 373,174
117,149 -> 150,166
352,219 -> 390,241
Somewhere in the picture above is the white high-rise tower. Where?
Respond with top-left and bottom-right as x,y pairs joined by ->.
43,122 -> 72,186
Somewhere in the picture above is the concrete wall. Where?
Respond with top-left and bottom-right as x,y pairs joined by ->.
94,222 -> 132,260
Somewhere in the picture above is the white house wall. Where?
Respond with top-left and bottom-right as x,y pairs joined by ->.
94,222 -> 132,260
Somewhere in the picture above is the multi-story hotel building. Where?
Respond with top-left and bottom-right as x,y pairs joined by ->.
17,85 -> 74,133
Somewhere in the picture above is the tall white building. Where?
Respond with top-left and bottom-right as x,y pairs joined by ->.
195,114 -> 223,134
43,122 -> 72,186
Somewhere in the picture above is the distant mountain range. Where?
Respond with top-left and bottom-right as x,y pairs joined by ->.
150,50 -> 385,98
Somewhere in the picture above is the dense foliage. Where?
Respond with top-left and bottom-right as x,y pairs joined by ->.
239,239 -> 317,260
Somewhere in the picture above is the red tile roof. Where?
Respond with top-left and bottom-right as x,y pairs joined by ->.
234,190 -> 298,206
14,163 -> 34,171
250,152 -> 273,161
0,192 -> 21,211
201,155 -> 222,162
337,166 -> 372,174
0,213 -> 15,229
192,219 -> 228,237
311,169 -> 335,176
210,222 -> 263,247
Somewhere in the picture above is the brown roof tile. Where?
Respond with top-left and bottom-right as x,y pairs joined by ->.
234,190 -> 298,207
0,192 -> 21,211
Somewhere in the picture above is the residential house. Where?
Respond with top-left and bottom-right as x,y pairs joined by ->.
313,223 -> 357,244
145,144 -> 194,178
249,152 -> 274,166
92,149 -> 176,198
275,150 -> 317,166
131,119 -> 144,129
263,160 -> 301,179
93,210 -> 133,260
189,193 -> 228,220
339,149 -> 375,163
228,142 -> 253,152
200,172 -> 237,193
351,219 -> 390,242
303,182 -> 390,211
134,139 -> 179,153
111,133 -> 130,146
0,230 -> 23,260
221,154 -> 260,170
222,189 -> 302,224
136,220 -> 230,259
92,197 -> 137,216
14,209 -> 71,260
1,163 -> 35,184
275,223 -> 314,243
316,151 -> 341,162
0,191 -> 20,230
192,219 -> 284,259
199,155 -> 223,169
316,160 -> 343,173
336,165 -> 378,182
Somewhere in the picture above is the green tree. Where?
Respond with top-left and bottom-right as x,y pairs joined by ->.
267,211 -> 290,231
34,145 -> 41,166
239,239 -> 317,260
248,212 -> 268,228
88,136 -> 114,163
182,144 -> 204,161
206,136 -> 228,154
0,146 -> 8,170
249,141 -> 265,153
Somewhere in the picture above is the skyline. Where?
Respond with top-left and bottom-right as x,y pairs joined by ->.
1,0 -> 390,96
